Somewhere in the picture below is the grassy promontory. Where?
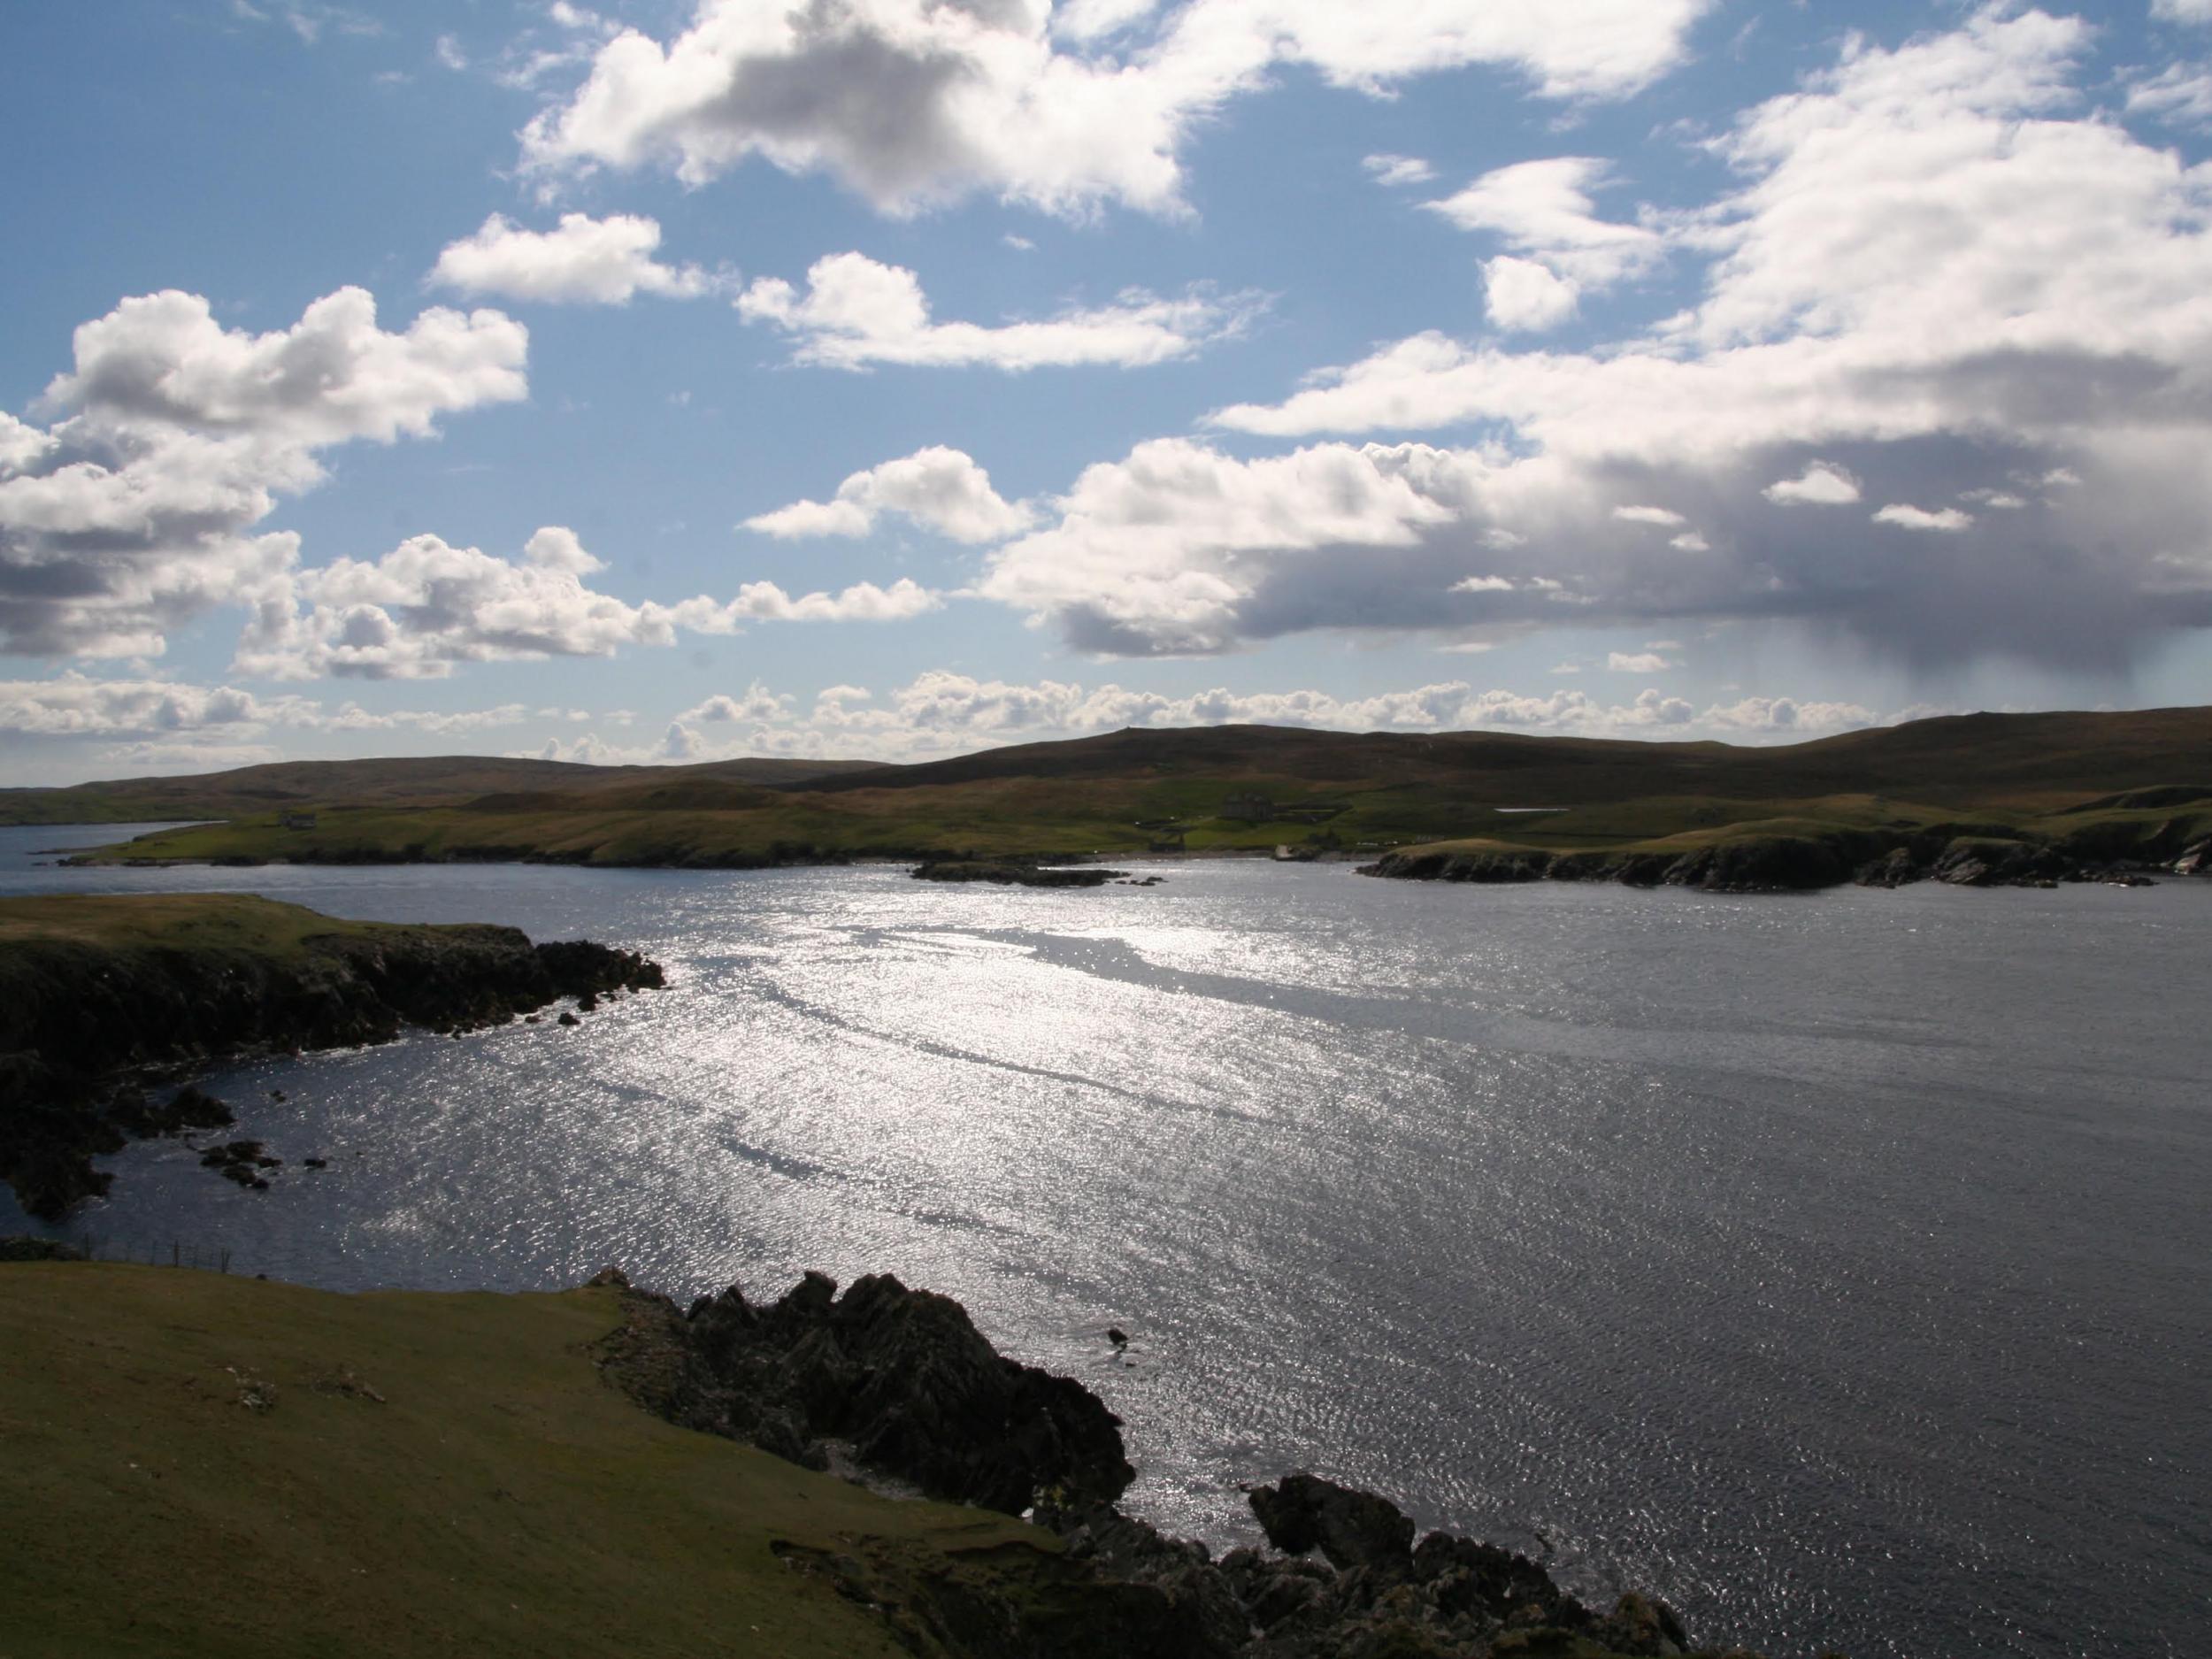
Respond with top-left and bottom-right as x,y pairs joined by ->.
0,894 -> 663,1218
0,1265 -> 1042,1659
0,1260 -> 1828,1658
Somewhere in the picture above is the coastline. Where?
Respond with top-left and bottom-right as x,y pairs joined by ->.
0,1254 -> 1828,1659
0,894 -> 664,1219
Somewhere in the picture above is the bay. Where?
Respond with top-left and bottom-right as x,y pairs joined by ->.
2,825 -> 2205,1659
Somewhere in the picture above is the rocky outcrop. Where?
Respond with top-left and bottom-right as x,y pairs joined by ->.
1364,824 -> 2185,896
1037,1475 -> 1761,1658
1360,835 -> 1853,894
0,906 -> 664,1219
911,861 -> 1131,888
595,1270 -> 1806,1659
593,1269 -> 1134,1515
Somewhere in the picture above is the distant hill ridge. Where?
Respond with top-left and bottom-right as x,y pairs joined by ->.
13,706 -> 2208,826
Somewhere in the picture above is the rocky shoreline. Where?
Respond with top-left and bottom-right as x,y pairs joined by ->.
0,895 -> 664,1220
1358,830 -> 2206,895
592,1266 -> 1823,1658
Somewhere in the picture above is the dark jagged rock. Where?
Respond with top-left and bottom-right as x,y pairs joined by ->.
595,1270 -> 1134,1515
912,860 -> 1131,888
1251,1473 -> 1417,1575
591,1264 -> 1783,1657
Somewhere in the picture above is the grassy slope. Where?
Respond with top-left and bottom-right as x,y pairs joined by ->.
0,1265 -> 1040,1659
52,708 -> 2212,870
0,893 -> 484,957
0,754 -> 890,826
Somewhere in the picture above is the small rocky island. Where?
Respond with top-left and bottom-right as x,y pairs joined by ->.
910,859 -> 1131,887
0,893 -> 664,1218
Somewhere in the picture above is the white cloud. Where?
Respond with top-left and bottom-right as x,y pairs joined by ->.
429,212 -> 714,303
234,525 -> 941,679
736,252 -> 1255,371
744,445 -> 1033,542
2152,0 -> 2212,23
434,33 -> 468,71
1606,651 -> 1676,672
1,288 -> 526,659
1763,460 -> 1861,505
1093,9 -> 2212,668
2126,62 -> 2212,127
1872,503 -> 1974,533
0,673 -> 555,745
1613,504 -> 1686,527
626,668 -> 1888,765
1363,153 -> 1435,188
1427,157 -> 1663,288
0,674 -> 310,737
1482,257 -> 1580,333
520,0 -> 1711,218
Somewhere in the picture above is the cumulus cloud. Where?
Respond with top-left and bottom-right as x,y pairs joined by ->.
1606,651 -> 1676,672
0,674 -> 310,737
736,252 -> 1255,370
2153,0 -> 2212,22
0,673 -> 556,751
2126,62 -> 2212,128
1873,503 -> 1973,533
519,0 -> 1711,217
1428,157 -> 1663,329
0,287 -> 527,659
1481,257 -> 1579,333
429,212 -> 715,303
975,9 -> 2212,669
618,667 -> 1889,766
1763,460 -> 1861,505
744,445 -> 1033,541
234,524 -> 941,679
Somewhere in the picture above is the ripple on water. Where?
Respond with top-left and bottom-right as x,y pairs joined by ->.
2,848 -> 2205,1659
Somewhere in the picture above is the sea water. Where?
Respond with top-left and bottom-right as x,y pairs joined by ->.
2,827 -> 2204,1659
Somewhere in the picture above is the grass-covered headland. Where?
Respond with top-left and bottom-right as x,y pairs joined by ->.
0,894 -> 663,1220
0,1256 -> 1840,1658
18,707 -> 2212,891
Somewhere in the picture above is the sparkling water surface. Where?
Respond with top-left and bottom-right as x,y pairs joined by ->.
3,824 -> 2205,1659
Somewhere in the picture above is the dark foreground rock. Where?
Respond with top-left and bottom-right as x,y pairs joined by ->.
0,900 -> 665,1219
594,1268 -> 1134,1515
596,1269 -> 1817,1658
911,860 -> 1130,888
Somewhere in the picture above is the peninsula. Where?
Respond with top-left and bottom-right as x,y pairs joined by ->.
0,893 -> 663,1218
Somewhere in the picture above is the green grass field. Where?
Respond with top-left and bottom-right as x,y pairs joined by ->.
0,1264 -> 1048,1659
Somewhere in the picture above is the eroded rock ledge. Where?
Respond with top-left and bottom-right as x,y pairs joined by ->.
595,1268 -> 1822,1659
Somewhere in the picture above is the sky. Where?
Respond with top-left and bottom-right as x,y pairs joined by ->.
4,0 -> 2212,785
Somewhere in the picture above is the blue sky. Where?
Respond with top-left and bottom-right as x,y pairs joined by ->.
4,0 -> 2211,783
